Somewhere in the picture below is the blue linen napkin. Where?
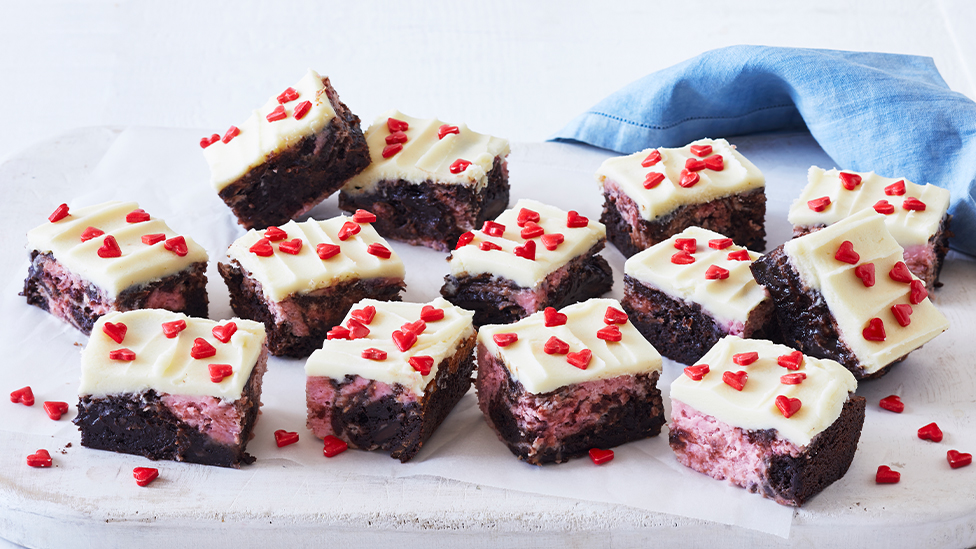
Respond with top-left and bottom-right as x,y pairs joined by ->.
550,45 -> 976,256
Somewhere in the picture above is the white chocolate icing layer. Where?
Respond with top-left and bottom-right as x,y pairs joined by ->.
304,298 -> 475,395
670,336 -> 857,447
226,216 -> 405,303
203,69 -> 338,191
342,109 -> 510,194
595,138 -> 765,221
625,227 -> 768,326
448,199 -> 605,288
784,209 -> 949,375
26,201 -> 208,297
80,310 -> 266,399
478,298 -> 662,395
788,167 -> 951,247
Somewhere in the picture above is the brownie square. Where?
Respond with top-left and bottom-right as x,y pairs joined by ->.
339,110 -> 511,251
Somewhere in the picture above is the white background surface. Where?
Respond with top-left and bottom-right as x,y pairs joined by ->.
2,2 -> 975,548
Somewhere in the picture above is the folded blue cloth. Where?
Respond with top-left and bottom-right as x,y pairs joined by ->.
550,46 -> 976,256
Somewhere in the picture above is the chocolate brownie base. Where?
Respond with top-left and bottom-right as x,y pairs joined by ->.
440,242 -> 613,326
73,351 -> 267,469
622,275 -> 779,365
476,343 -> 664,465
217,77 -> 370,230
307,334 -> 476,462
219,260 -> 405,358
750,245 -> 902,380
601,181 -> 766,258
339,157 -> 510,252
669,395 -> 866,506
22,251 -> 209,335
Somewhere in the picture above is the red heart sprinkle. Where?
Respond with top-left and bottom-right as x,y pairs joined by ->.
808,196 -> 831,212
209,364 -> 233,383
567,211 -> 589,228
387,117 -> 409,132
79,226 -> 104,242
212,322 -> 237,343
641,150 -> 662,167
874,200 -> 895,215
420,305 -> 445,322
589,448 -> 615,465
382,143 -> 403,158
438,124 -> 460,139
401,320 -> 426,336
43,401 -> 69,421
316,243 -> 341,260
338,221 -> 361,241
674,238 -> 696,253
520,222 -> 544,239
604,306 -> 628,325
704,154 -> 724,171
685,158 -> 706,172
346,319 -> 370,339
48,203 -> 70,222
264,226 -> 287,241
885,180 -> 906,196
722,370 -> 747,391
567,349 -> 592,369
727,249 -> 751,261
277,87 -> 299,104
408,356 -> 435,376
103,322 -> 127,344
708,238 -> 732,250
544,336 -> 570,355
948,450 -> 973,469
266,105 -> 287,122
142,233 -> 165,246
889,261 -> 913,283
918,422 -> 943,442
199,134 -> 219,148
249,238 -> 274,257
541,233 -> 564,251
879,395 -> 904,413
133,467 -> 159,487
482,220 -> 506,237
191,338 -> 216,359
705,265 -> 730,280
863,318 -> 886,342
903,197 -> 926,211
597,325 -> 622,342
854,263 -> 876,287
678,169 -> 700,188
690,144 -> 713,157
493,333 -> 518,347
361,348 -> 387,361
164,236 -> 188,257
109,348 -> 136,361
222,125 -> 240,144
450,159 -> 472,174
27,449 -> 52,468
293,100 -> 312,121
834,241 -> 859,264
671,251 -> 695,265
777,351 -> 803,370
876,465 -> 900,484
126,209 -> 150,223
733,352 -> 758,366
517,208 -> 540,227
775,395 -> 802,418
161,319 -> 186,338
323,435 -> 348,457
684,364 -> 710,381
350,305 -> 376,325
780,372 -> 807,385
909,279 -> 928,305
643,172 -> 665,189
327,326 -> 351,340
97,235 -> 122,258
480,241 -> 501,251
278,238 -> 302,255
455,232 -> 474,249
392,330 -> 418,352
544,307 -> 568,327
367,243 -> 392,259
274,430 -> 299,448
514,240 -> 536,260
839,172 -> 862,190
10,386 -> 34,407
352,209 -> 377,223
891,303 -> 913,327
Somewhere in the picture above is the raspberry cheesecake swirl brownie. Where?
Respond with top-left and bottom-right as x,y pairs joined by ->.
23,201 -> 208,334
